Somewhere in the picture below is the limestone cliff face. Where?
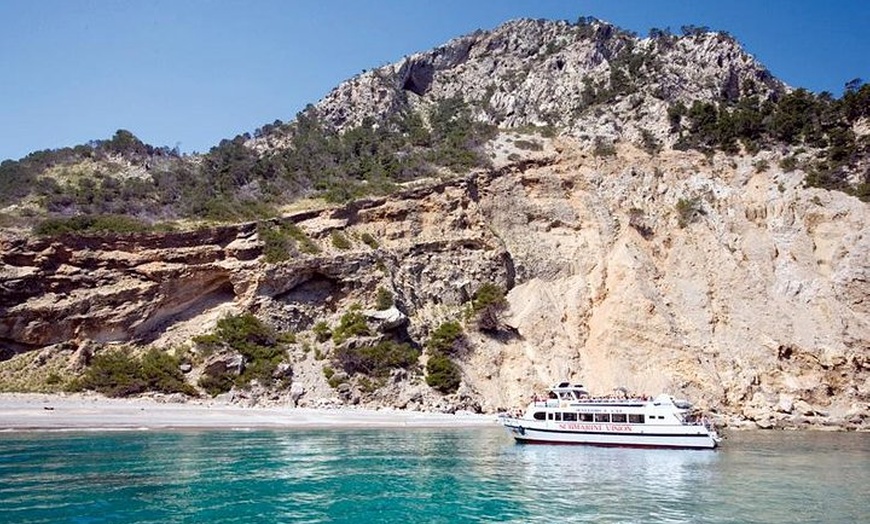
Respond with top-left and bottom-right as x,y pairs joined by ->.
1,138 -> 867,429
465,141 -> 868,431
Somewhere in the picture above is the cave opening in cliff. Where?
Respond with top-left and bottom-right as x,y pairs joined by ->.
401,61 -> 434,96
274,273 -> 340,306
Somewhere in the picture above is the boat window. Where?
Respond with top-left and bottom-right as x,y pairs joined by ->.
594,413 -> 610,423
611,413 -> 627,423
554,412 -> 562,421
628,414 -> 645,424
579,413 -> 594,422
533,412 -> 546,420
563,412 -> 577,421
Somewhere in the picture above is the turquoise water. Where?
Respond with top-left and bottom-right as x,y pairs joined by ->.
0,428 -> 867,523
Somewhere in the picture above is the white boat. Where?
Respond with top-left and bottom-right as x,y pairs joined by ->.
500,382 -> 721,449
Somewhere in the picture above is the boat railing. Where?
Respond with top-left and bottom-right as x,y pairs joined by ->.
532,396 -> 650,408
680,412 -> 716,431
577,396 -> 650,404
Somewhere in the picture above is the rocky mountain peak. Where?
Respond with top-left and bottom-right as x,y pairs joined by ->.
300,17 -> 782,147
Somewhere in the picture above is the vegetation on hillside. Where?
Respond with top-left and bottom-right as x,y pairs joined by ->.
671,80 -> 870,200
334,340 -> 419,378
33,214 -> 157,237
469,283 -> 509,332
3,21 -> 868,235
314,303 -> 421,381
425,321 -> 466,394
258,221 -> 320,262
1,97 -> 496,233
193,313 -> 292,396
70,347 -> 196,398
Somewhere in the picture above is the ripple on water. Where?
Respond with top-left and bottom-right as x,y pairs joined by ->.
0,428 -> 867,523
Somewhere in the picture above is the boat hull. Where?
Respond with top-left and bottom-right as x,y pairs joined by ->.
502,420 -> 719,449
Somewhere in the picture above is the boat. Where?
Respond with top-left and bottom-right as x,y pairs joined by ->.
500,382 -> 721,449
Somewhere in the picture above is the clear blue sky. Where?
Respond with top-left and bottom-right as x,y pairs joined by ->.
1,0 -> 867,161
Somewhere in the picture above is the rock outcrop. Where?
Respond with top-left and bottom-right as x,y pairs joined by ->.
253,18 -> 783,153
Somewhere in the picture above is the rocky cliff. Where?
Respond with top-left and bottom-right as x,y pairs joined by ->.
1,18 -> 867,430
2,135 -> 867,429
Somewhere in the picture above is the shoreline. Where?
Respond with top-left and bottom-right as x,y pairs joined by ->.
1,393 -> 864,433
0,393 -> 498,432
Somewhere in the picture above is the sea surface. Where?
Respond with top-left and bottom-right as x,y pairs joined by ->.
0,427 -> 866,523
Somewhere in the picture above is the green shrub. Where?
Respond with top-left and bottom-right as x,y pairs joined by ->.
196,198 -> 277,222
191,333 -> 221,356
34,214 -> 153,237
259,222 -> 320,260
198,372 -> 234,397
754,159 -> 770,173
237,346 -> 284,385
140,348 -> 197,395
426,96 -> 497,172
360,232 -> 379,249
194,313 -> 287,389
426,353 -> 461,394
78,348 -> 195,398
640,129 -> 661,155
779,156 -> 798,172
427,321 -> 465,356
513,140 -> 543,151
332,305 -> 370,344
330,231 -> 352,250
273,222 -> 320,254
312,321 -> 332,343
592,138 -> 617,157
323,366 -> 346,389
676,197 -> 703,228
78,351 -> 144,397
214,313 -> 277,354
358,375 -> 383,393
334,341 -> 419,377
259,222 -> 294,263
375,287 -> 394,310
471,283 -> 508,332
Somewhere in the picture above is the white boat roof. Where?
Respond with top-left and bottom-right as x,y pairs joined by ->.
546,384 -> 692,409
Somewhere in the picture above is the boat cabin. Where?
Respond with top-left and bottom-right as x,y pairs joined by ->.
548,382 -> 590,401
526,385 -> 699,427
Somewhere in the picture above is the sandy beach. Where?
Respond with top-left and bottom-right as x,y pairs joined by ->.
0,393 -> 498,431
